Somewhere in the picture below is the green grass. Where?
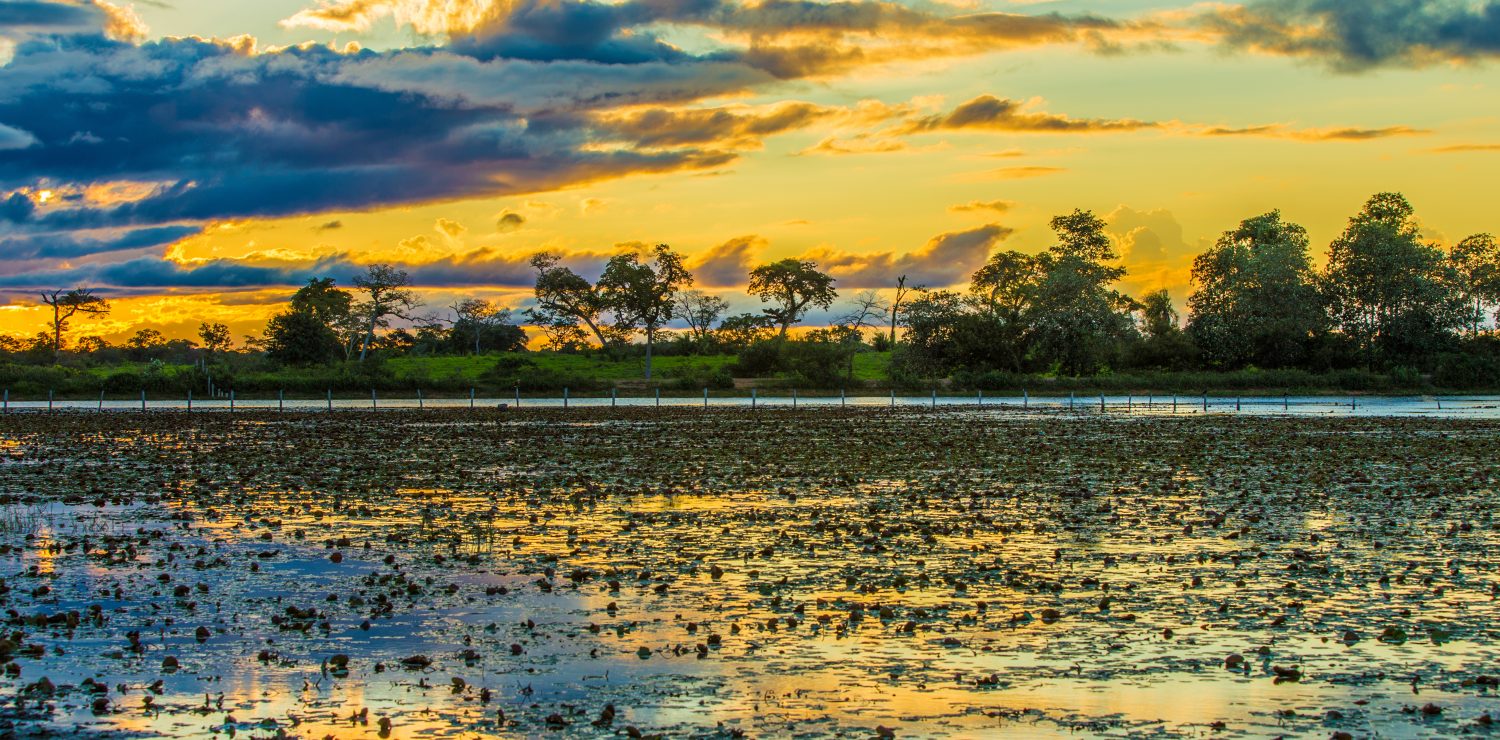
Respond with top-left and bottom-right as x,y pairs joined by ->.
385,352 -> 740,382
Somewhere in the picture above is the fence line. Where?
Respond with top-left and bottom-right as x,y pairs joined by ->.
0,387 -> 1494,418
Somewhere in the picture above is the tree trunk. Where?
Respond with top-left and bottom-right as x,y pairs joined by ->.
359,312 -> 377,362
51,303 -> 61,364
644,328 -> 654,380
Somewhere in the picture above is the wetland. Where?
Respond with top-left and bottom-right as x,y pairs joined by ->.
0,407 -> 1497,738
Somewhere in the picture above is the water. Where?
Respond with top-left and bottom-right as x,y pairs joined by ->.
4,393 -> 1500,418
1,409 -> 1498,737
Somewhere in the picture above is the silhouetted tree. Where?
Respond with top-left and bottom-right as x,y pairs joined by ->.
353,264 -> 419,362
1450,233 -> 1500,336
1188,210 -> 1324,368
40,287 -> 110,363
528,253 -> 613,351
747,259 -> 837,338
676,290 -> 729,351
598,244 -> 692,379
1322,193 -> 1458,366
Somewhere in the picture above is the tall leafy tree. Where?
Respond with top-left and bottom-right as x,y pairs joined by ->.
264,309 -> 342,365
39,287 -> 110,363
1025,210 -> 1136,375
290,277 -> 359,358
528,253 -> 613,351
1322,193 -> 1459,365
1187,210 -> 1325,368
1449,233 -> 1500,336
746,258 -> 837,338
352,264 -> 419,362
598,244 -> 693,379
198,322 -> 231,359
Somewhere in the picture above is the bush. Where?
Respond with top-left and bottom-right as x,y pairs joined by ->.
729,340 -> 786,377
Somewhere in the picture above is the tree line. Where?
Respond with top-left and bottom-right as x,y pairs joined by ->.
4,192 -> 1498,389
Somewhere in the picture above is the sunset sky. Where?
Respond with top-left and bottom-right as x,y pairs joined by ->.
0,0 -> 1496,344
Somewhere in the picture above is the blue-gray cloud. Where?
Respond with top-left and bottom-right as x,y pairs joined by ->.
1203,0 -> 1500,70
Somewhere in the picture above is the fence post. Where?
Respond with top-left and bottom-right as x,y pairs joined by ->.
793,388 -> 798,409
187,389 -> 192,412
840,388 -> 846,408
1172,394 -> 1177,413
417,388 -> 423,410
1068,391 -> 1074,411
48,389 -> 54,413
140,389 -> 146,413
1099,394 -> 1105,412
326,388 -> 332,412
2,389 -> 7,414
703,387 -> 708,408
1023,388 -> 1028,409
1284,393 -> 1289,411
751,388 -> 757,409
469,387 -> 474,409
1127,394 -> 1132,412
610,387 -> 616,408
1351,395 -> 1357,411
655,387 -> 660,407
978,389 -> 983,407
1202,393 -> 1208,413
890,388 -> 895,407
371,388 -> 377,410
230,389 -> 235,412
931,388 -> 936,408
1236,397 -> 1241,412
564,387 -> 569,409
279,389 -> 284,413
515,386 -> 521,408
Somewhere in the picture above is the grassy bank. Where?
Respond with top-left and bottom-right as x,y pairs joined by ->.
1,351 -> 1495,399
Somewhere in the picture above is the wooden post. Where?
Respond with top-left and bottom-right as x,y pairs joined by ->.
98,390 -> 104,412
610,387 -> 616,408
564,387 -> 569,409
1099,394 -> 1105,412
515,386 -> 521,408
279,389 -> 284,413
1351,395 -> 1357,410
1236,397 -> 1241,412
326,388 -> 332,411
1172,394 -> 1177,413
188,389 -> 193,412
469,387 -> 475,409
930,388 -> 936,408
140,389 -> 146,412
841,388 -> 846,407
793,388 -> 798,409
2,389 -> 7,414
1202,393 -> 1208,413
703,387 -> 708,408
1284,393 -> 1289,411
978,389 -> 983,406
48,389 -> 54,413
890,388 -> 895,407
1068,391 -> 1074,411
1023,388 -> 1028,409
417,388 -> 423,410
230,389 -> 235,412
751,388 -> 757,409
1127,395 -> 1132,411
655,387 -> 660,407
371,388 -> 377,410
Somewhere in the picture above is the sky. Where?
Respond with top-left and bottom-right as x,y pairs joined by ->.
0,0 -> 1497,344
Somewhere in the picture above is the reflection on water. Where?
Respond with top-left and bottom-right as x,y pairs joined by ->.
0,408 -> 1498,737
